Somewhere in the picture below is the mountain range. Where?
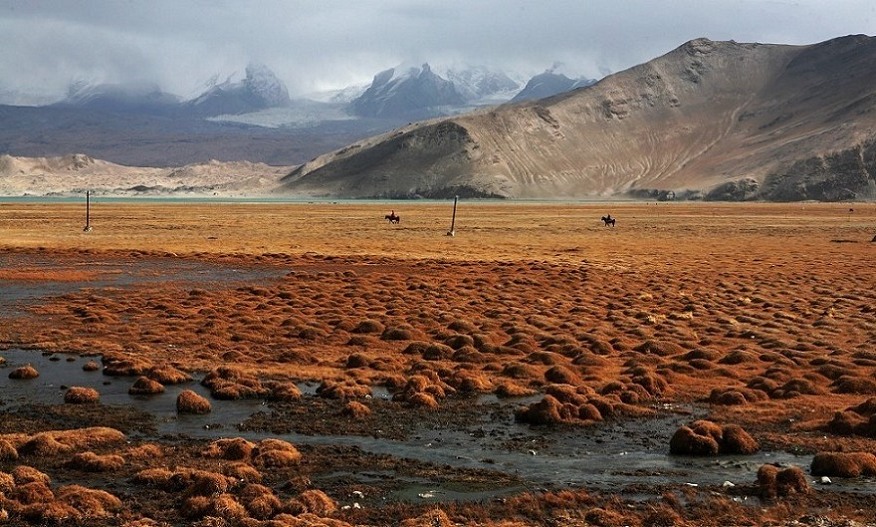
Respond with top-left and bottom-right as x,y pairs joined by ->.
281,35 -> 876,201
0,62 -> 590,168
3,36 -> 876,201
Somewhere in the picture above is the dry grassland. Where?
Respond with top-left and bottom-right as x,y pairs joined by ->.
0,200 -> 875,526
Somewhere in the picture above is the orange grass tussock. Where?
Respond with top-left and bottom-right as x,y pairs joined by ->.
81,360 -> 100,372
810,452 -> 876,478
286,489 -> 337,516
399,508 -> 454,527
200,437 -> 256,461
0,439 -> 19,461
63,386 -> 100,404
221,462 -> 262,484
12,427 -> 126,457
147,363 -> 192,384
669,420 -> 759,456
0,471 -> 15,492
252,438 -> 302,468
756,464 -> 810,498
8,365 -> 39,380
342,400 -> 372,419
176,390 -> 212,414
11,465 -> 51,486
66,451 -> 125,472
125,443 -> 164,460
130,467 -> 174,488
129,376 -> 166,395
55,484 -> 123,517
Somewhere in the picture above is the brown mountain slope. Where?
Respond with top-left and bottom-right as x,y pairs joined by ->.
279,35 -> 876,200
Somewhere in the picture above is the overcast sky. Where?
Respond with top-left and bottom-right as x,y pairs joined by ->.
1,0 -> 874,104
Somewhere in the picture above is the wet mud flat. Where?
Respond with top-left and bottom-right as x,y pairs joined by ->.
0,248 -> 286,316
1,202 -> 876,525
0,349 -> 796,493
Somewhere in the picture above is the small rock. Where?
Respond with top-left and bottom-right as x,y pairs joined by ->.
351,491 -> 364,499
722,481 -> 735,488
819,476 -> 832,485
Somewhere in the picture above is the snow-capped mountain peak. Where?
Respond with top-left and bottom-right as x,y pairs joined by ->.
349,62 -> 466,119
185,62 -> 291,116
441,64 -> 521,103
243,62 -> 290,107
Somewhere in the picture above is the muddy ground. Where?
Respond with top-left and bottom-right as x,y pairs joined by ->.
0,201 -> 875,526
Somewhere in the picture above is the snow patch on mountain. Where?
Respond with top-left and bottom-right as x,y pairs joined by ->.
186,62 -> 290,116
441,65 -> 521,104
348,63 -> 467,119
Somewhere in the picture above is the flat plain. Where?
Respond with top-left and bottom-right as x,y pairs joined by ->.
0,201 -> 875,526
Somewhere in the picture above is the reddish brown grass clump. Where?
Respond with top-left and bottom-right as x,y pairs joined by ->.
15,428 -> 123,458
267,381 -> 302,401
669,420 -> 758,456
252,438 -> 302,467
824,398 -> 876,438
180,469 -> 236,497
66,451 -> 125,472
515,395 -> 570,425
7,480 -> 55,505
399,508 -> 454,527
756,464 -> 810,498
125,443 -> 163,461
0,439 -> 19,461
200,437 -> 255,461
55,484 -> 123,517
146,363 -> 191,384
8,364 -> 39,379
238,483 -> 282,520
180,491 -> 247,520
317,379 -> 373,400
221,462 -> 262,484
176,390 -> 212,414
131,467 -> 174,488
720,424 -> 760,454
810,452 -> 876,477
201,366 -> 268,399
129,376 -> 165,395
81,360 -> 100,372
0,471 -> 15,492
11,465 -> 51,485
64,386 -> 100,404
18,432 -> 73,457
286,489 -> 337,516
343,400 -> 372,418
102,354 -> 151,376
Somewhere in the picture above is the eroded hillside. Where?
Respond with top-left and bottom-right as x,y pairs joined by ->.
281,36 -> 876,200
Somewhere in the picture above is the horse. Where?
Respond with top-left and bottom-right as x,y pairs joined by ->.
601,215 -> 615,227
385,212 -> 400,224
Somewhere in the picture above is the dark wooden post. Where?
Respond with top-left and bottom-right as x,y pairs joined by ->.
447,195 -> 458,236
83,190 -> 92,232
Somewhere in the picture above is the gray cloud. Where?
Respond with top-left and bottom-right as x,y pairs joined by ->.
1,0 -> 874,103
